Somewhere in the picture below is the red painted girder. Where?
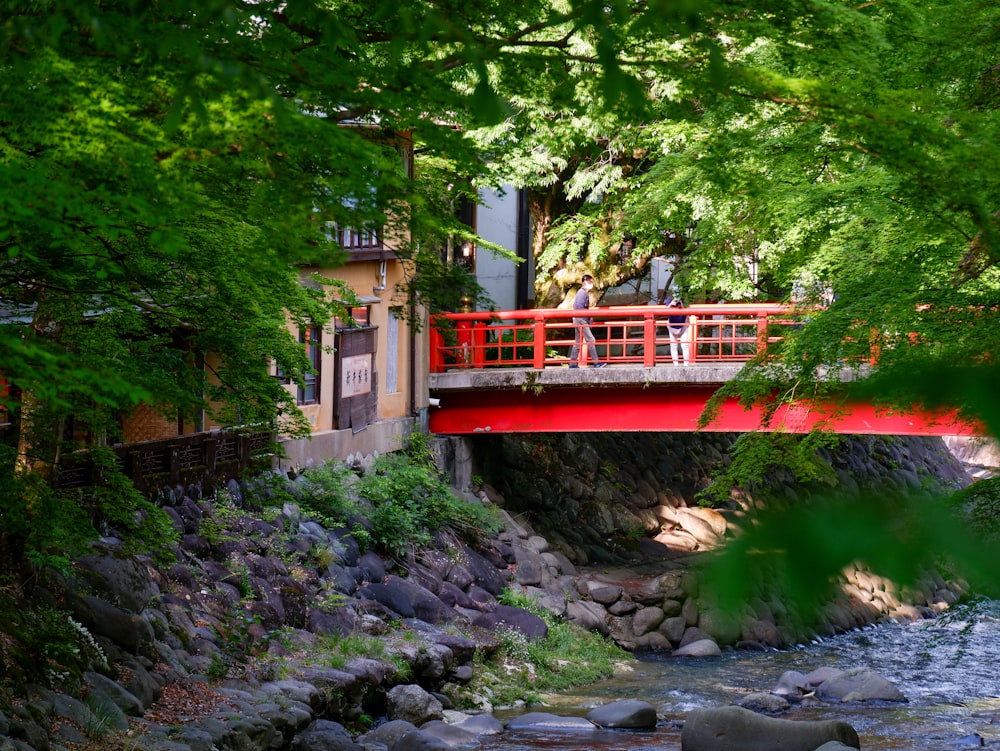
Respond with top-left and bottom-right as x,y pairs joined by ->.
428,385 -> 978,436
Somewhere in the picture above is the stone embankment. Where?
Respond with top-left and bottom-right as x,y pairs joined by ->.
474,432 -> 970,648
0,433 -> 973,750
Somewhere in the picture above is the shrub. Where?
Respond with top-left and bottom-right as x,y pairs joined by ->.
357,434 -> 501,558
456,587 -> 630,708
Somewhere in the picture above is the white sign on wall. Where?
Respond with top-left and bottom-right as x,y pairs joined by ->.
341,354 -> 373,397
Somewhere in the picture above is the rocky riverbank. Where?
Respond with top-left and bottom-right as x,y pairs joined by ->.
0,433 -> 975,750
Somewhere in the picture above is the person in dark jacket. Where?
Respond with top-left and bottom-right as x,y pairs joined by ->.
569,274 -> 606,368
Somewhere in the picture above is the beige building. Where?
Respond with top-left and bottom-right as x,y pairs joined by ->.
276,236 -> 430,470
114,134 -> 431,477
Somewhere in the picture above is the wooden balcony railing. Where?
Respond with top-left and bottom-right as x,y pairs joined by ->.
56,429 -> 275,496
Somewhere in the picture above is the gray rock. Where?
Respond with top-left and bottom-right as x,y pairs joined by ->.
634,632 -> 672,650
291,719 -> 361,751
586,699 -> 658,729
390,729 -> 453,751
386,685 -> 444,725
680,624 -> 715,646
672,638 -> 722,658
513,556 -> 543,586
632,606 -> 665,636
504,712 -> 597,731
698,607 -> 742,645
773,670 -> 809,699
607,599 -> 637,616
70,595 -> 155,656
83,671 -> 144,718
363,580 -> 454,624
255,701 -> 313,733
76,554 -> 155,613
453,714 -> 503,736
566,600 -> 609,635
471,605 -> 547,640
462,546 -> 508,596
804,666 -> 848,688
260,679 -> 322,709
416,720 -> 479,748
359,719 -> 418,748
659,615 -> 687,644
737,692 -> 791,714
589,585 -> 623,605
815,667 -> 907,703
681,706 -> 860,751
123,660 -> 162,710
50,693 -> 101,733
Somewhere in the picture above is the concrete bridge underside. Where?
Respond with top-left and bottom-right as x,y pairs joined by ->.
428,365 -> 976,436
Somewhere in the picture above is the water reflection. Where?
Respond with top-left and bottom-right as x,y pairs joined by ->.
482,600 -> 1000,751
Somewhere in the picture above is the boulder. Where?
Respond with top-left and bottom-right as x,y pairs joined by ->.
386,685 -> 444,725
586,699 -> 658,729
697,607 -> 742,645
357,719 -> 417,749
814,667 -> 907,703
361,579 -> 454,624
773,670 -> 809,700
290,719 -> 361,751
76,554 -> 156,613
463,545 -> 509,596
672,638 -> 721,658
566,600 -> 609,635
453,714 -> 503,736
390,729 -> 454,751
71,596 -> 155,656
632,606 -> 665,636
471,605 -> 547,640
737,692 -> 790,714
681,706 -> 860,751
504,712 -> 597,731
416,720 -> 480,749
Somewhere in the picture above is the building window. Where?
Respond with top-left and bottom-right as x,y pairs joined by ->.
386,310 -> 399,394
298,326 -> 322,405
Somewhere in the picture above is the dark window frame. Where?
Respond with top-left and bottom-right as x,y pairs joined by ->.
297,326 -> 322,405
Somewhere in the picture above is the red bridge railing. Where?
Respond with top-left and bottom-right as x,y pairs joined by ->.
430,303 -> 801,372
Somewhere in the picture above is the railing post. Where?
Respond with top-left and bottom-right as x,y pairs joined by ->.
456,319 -> 473,367
533,314 -> 546,369
471,323 -> 486,368
757,313 -> 769,356
205,436 -> 218,485
643,311 -> 656,367
689,315 -> 698,363
429,322 -> 444,373
168,442 -> 180,488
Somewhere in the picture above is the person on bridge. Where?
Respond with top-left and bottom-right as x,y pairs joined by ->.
569,274 -> 607,368
666,295 -> 692,366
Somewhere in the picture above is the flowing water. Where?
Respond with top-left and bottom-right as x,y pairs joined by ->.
481,599 -> 1000,750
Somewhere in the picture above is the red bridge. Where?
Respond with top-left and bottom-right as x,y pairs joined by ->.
428,304 -> 978,436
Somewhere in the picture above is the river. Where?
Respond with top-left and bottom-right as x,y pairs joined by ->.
482,599 -> 1000,750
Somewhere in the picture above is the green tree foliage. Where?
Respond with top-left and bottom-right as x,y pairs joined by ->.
469,0 -> 1000,607
678,1 -> 1000,610
0,0 -> 688,560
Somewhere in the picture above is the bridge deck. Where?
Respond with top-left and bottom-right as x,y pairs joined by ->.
428,362 -> 747,391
